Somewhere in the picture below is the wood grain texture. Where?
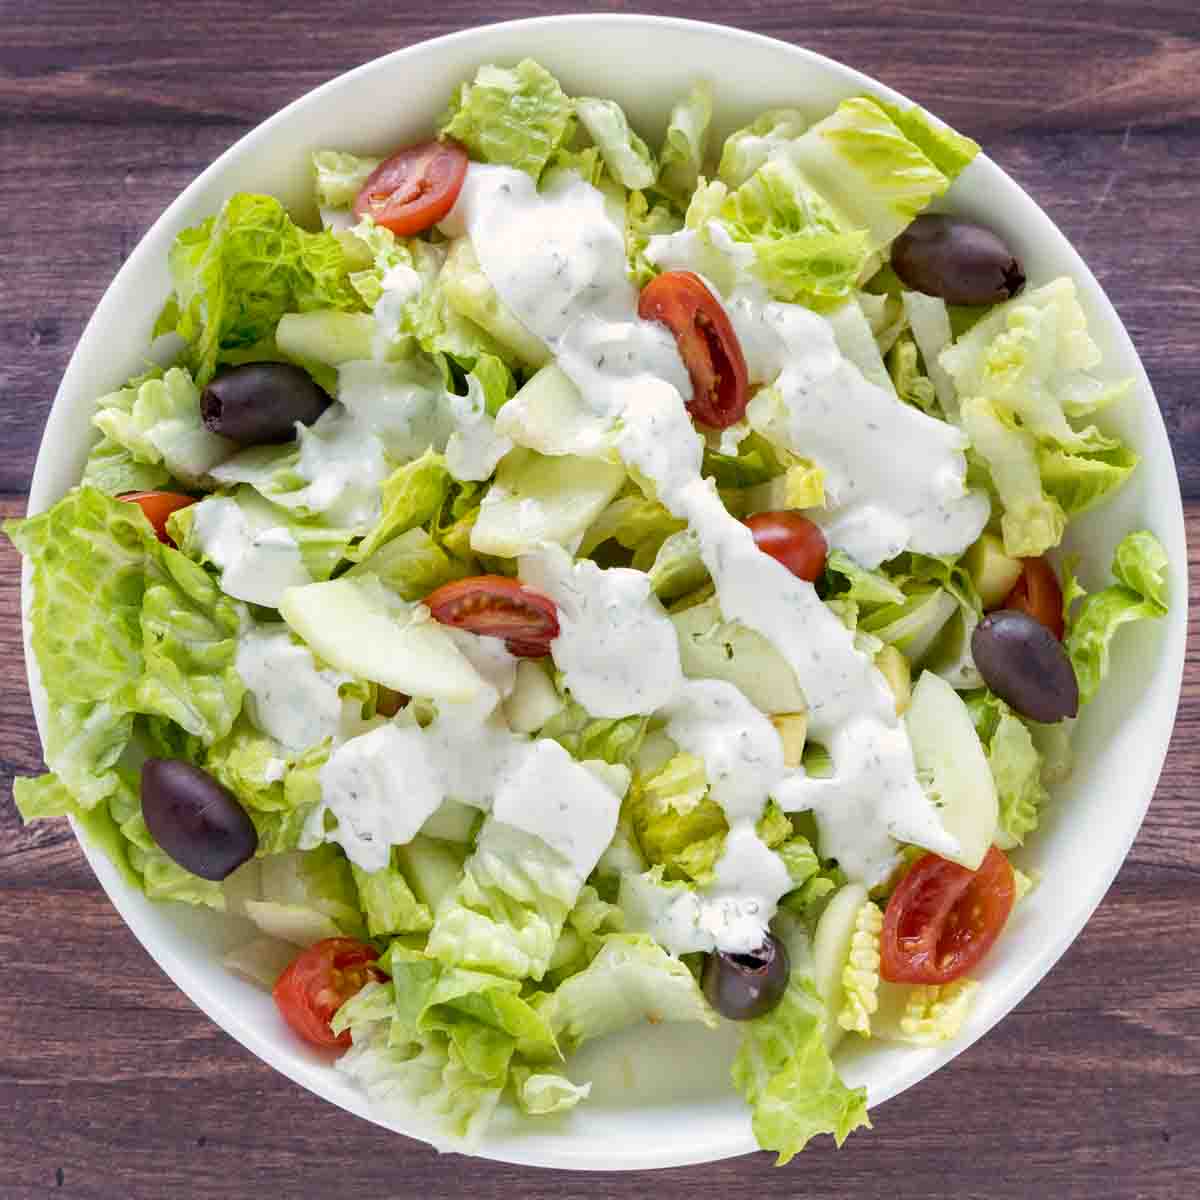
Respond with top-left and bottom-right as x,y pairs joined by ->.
1,3 -> 1197,1196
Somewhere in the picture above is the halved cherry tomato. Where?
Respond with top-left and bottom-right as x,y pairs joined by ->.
120,491 -> 195,545
425,575 -> 559,658
637,270 -> 749,429
272,937 -> 380,1050
745,511 -> 828,582
881,846 -> 1016,985
353,140 -> 469,235
1005,556 -> 1065,640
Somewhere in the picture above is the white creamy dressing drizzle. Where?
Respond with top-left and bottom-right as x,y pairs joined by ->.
646,224 -> 989,568
235,624 -> 367,753
235,608 -> 623,876
189,495 -> 312,608
450,164 -> 972,936
210,404 -> 388,530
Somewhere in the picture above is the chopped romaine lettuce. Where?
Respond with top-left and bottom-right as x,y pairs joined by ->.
656,81 -> 713,203
717,108 -> 808,187
348,449 -> 451,565
440,59 -> 573,181
154,192 -> 362,386
1066,530 -> 1168,704
732,919 -> 870,1163
543,933 -> 717,1054
312,150 -> 381,210
92,367 -> 234,486
576,97 -> 656,189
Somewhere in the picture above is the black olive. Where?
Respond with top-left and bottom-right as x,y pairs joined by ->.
201,362 -> 331,445
971,609 -> 1079,723
891,215 -> 1026,305
141,758 -> 258,880
702,931 -> 790,1021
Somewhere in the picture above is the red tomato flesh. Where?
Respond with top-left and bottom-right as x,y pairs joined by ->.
880,846 -> 1016,985
273,938 -> 380,1050
120,491 -> 196,545
1004,557 -> 1065,640
424,575 -> 560,658
353,140 -> 469,235
744,511 -> 828,582
637,270 -> 749,429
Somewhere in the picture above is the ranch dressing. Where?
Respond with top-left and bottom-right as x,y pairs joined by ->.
450,164 -> 968,921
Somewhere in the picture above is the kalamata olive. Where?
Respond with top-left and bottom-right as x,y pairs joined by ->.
891,215 -> 1026,305
141,758 -> 258,880
702,931 -> 790,1021
201,362 -> 331,445
971,609 -> 1079,723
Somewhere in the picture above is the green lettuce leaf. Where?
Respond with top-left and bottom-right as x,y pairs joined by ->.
154,192 -> 363,386
717,108 -> 808,188
1066,530 -> 1169,704
1038,443 -> 1140,516
860,96 -> 979,181
170,486 -> 355,586
5,486 -> 154,707
732,924 -> 870,1163
626,190 -> 682,287
312,150 -> 381,210
134,542 -> 245,743
440,59 -> 573,181
887,333 -> 938,415
578,492 -> 686,560
204,718 -> 327,855
656,81 -> 713,203
511,1067 -> 591,1115
539,696 -> 648,766
825,550 -> 907,609
543,933 -> 717,1054
960,394 -> 1067,557
426,820 -> 580,981
576,97 -> 656,189
785,96 -> 952,253
352,856 -> 433,937
716,158 -> 871,310
92,366 -> 234,486
348,449 -> 451,564
82,435 -> 173,496
335,989 -> 508,1148
346,526 -> 470,601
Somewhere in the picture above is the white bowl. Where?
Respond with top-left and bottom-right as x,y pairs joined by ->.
22,13 -> 1188,1171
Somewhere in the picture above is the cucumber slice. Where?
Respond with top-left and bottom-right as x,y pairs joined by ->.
503,659 -> 565,733
279,577 -> 486,704
812,882 -> 869,1051
395,835 -> 467,912
243,900 -> 343,948
275,310 -> 378,367
470,448 -> 625,557
670,596 -> 806,714
441,238 -> 552,369
862,586 -> 957,665
904,670 -> 998,870
964,532 -> 1023,609
495,365 -> 615,458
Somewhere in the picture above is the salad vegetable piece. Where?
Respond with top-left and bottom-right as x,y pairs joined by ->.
6,59 -> 1171,1163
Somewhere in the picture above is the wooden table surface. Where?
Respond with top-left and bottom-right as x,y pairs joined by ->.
2,2 -> 1198,1196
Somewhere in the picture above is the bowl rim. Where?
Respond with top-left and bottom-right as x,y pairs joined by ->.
20,12 -> 1188,1171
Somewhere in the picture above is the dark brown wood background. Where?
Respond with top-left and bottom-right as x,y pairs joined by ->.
2,2 -> 1197,1196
